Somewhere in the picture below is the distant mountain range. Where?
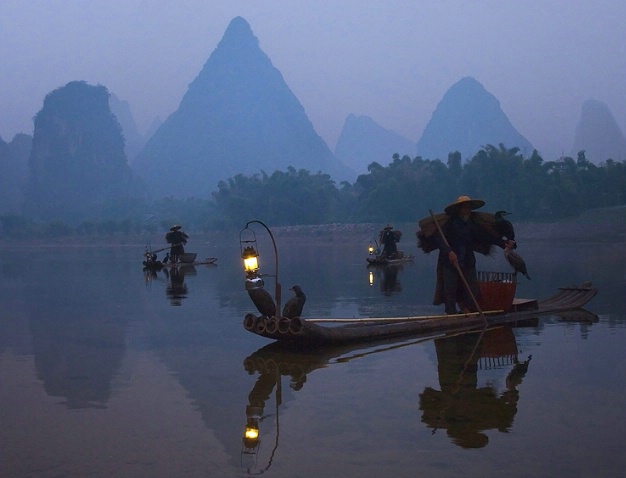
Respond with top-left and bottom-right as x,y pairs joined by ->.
133,16 -> 353,199
416,76 -> 534,161
24,81 -> 138,220
108,93 -> 146,164
334,77 -> 537,174
334,114 -> 415,178
0,133 -> 31,214
4,15 -> 626,215
572,99 -> 626,163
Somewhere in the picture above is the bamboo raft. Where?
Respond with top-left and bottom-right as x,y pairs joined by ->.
243,283 -> 598,346
366,255 -> 415,266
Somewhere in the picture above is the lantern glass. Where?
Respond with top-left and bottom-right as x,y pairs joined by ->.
242,246 -> 259,273
244,255 -> 259,273
245,426 -> 259,440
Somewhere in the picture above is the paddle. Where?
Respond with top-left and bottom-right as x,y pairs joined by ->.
429,209 -> 487,325
146,243 -> 185,255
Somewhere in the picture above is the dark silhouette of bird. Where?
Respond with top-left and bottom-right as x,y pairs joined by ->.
504,247 -> 531,280
248,287 -> 277,318
506,355 -> 532,389
163,252 -> 170,263
282,285 -> 306,318
495,210 -> 516,246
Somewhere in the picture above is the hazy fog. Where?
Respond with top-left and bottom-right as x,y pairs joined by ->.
1,0 -> 624,161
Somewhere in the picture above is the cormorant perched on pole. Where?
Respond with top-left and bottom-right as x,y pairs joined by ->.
504,247 -> 531,280
495,211 -> 516,245
282,285 -> 306,318
248,288 -> 277,317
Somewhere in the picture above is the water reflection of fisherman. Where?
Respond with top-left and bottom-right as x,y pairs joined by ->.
165,224 -> 188,263
379,225 -> 400,259
419,328 -> 530,448
381,265 -> 402,296
164,266 -> 188,306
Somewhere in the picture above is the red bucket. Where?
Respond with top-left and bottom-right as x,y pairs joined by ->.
478,271 -> 517,312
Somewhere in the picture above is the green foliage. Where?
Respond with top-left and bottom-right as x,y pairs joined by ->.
4,144 -> 626,240
212,167 -> 341,226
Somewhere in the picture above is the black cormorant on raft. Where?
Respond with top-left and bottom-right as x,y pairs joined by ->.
248,287 -> 277,318
282,285 -> 306,318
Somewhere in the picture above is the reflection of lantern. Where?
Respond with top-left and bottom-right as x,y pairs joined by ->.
369,270 -> 374,286
241,416 -> 260,469
242,405 -> 262,454
243,418 -> 260,449
242,246 -> 260,274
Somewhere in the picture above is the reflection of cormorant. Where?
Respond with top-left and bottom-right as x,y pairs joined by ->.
282,285 -> 306,318
504,247 -> 531,280
419,327 -> 530,448
506,355 -> 532,389
165,266 -> 189,306
248,287 -> 277,317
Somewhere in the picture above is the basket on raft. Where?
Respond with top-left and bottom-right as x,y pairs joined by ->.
478,271 -> 517,312
178,253 -> 197,263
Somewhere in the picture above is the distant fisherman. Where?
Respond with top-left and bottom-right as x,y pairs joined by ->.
165,224 -> 189,263
379,225 -> 401,259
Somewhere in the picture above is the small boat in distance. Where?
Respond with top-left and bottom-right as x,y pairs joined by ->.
143,249 -> 217,269
366,253 -> 415,266
367,225 -> 414,266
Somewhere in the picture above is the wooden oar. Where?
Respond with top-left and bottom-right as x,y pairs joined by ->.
147,243 -> 184,254
307,310 -> 504,324
429,208 -> 487,325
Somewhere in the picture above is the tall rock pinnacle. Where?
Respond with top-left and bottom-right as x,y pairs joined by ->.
416,76 -> 534,161
571,99 -> 626,164
134,16 -> 350,198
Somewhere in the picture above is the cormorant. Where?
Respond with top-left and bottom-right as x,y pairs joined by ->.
247,287 -> 277,318
163,253 -> 170,263
494,210 -> 516,244
504,247 -> 531,280
282,285 -> 306,318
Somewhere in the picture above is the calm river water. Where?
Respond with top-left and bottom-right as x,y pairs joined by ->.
1,228 -> 625,478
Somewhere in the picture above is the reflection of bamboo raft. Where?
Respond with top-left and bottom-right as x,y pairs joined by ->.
243,284 -> 598,346
477,327 -> 518,369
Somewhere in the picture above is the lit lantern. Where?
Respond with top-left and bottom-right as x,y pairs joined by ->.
368,243 -> 375,255
242,246 -> 260,274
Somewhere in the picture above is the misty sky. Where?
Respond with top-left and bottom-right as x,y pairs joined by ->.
1,1 -> 624,161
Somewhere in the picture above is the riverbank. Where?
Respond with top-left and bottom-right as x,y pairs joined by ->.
2,206 -> 625,248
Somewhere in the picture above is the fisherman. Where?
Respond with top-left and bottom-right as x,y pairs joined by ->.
165,224 -> 189,263
433,196 -> 515,315
379,225 -> 400,259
